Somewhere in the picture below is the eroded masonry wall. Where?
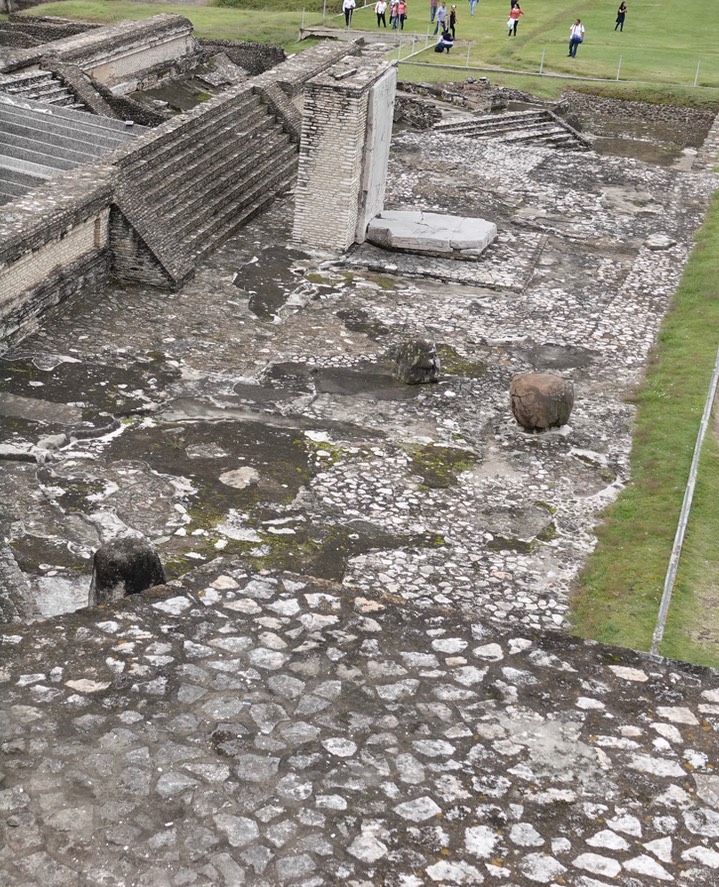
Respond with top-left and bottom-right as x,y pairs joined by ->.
0,168 -> 112,348
292,57 -> 397,252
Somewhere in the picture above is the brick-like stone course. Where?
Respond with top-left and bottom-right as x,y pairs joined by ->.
198,38 -> 284,76
292,57 -> 395,252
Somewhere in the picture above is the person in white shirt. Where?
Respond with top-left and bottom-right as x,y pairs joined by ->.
375,0 -> 387,26
568,18 -> 585,56
343,0 -> 356,27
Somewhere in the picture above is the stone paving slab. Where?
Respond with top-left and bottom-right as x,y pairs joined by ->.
1,569 -> 718,886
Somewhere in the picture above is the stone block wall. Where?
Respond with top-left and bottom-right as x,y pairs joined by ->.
45,16 -> 197,95
0,167 -> 113,349
198,39 -> 285,77
292,57 -> 396,253
109,207 -> 173,289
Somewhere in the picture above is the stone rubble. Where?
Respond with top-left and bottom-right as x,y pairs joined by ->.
0,103 -> 718,884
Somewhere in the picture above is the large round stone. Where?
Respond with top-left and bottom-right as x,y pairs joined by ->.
89,536 -> 166,606
510,373 -> 574,431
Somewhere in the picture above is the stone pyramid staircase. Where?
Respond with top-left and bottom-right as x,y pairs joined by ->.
435,108 -> 591,150
113,85 -> 298,289
0,69 -> 86,110
0,98 -> 144,206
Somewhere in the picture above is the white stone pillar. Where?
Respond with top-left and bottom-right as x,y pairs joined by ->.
292,56 -> 396,253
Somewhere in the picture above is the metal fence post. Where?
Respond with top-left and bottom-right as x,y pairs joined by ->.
616,54 -> 622,81
539,47 -> 545,75
694,61 -> 701,87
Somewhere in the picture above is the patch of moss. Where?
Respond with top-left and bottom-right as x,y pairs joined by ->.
407,443 -> 478,489
437,344 -> 488,378
365,273 -> 398,291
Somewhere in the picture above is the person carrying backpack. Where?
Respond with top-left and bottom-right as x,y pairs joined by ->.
568,18 -> 584,55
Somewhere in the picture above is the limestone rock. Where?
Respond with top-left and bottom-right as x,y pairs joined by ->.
393,339 -> 441,385
510,373 -> 574,431
89,536 -> 166,606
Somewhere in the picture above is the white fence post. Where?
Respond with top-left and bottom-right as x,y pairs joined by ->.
694,61 -> 701,87
539,47 -> 545,75
616,54 -> 622,81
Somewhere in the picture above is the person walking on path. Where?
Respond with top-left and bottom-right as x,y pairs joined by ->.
433,1 -> 447,34
468,0 -> 478,15
343,0 -> 356,27
448,4 -> 457,37
568,18 -> 584,55
615,2 -> 627,31
397,0 -> 407,29
375,0 -> 387,26
507,3 -> 523,36
430,0 -> 438,23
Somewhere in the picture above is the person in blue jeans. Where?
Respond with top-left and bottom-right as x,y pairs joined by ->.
568,18 -> 584,56
433,1 -> 447,34
468,0 -> 478,14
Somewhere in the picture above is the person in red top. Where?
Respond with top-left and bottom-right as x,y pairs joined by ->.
397,0 -> 408,28
507,2 -> 523,36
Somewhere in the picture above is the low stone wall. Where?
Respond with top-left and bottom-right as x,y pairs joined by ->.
0,166 -> 114,349
6,15 -> 97,41
198,39 -> 285,77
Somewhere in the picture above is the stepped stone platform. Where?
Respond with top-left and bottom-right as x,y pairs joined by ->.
0,67 -> 84,109
0,96 -> 144,206
435,108 -> 591,151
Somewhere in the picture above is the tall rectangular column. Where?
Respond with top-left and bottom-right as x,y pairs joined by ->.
291,56 -> 396,253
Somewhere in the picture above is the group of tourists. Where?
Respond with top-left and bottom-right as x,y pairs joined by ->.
372,0 -> 409,29
361,0 -> 630,61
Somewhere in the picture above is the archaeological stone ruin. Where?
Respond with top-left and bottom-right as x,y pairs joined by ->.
1,13 -> 719,886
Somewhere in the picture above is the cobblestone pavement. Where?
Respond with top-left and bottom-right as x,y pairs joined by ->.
1,114 -> 719,884
2,570 -> 719,886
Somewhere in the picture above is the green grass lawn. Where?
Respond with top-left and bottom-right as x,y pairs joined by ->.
21,0 -> 719,88
316,0 -> 719,88
21,1 -> 306,45
572,194 -> 719,668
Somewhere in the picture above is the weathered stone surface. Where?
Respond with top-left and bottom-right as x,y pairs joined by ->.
89,536 -> 166,606
392,338 -> 441,384
367,210 -> 497,255
510,372 -> 574,431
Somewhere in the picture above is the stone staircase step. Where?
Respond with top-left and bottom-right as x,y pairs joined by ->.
113,90 -> 299,288
4,130 -> 104,165
0,114 -> 136,154
435,107 -> 589,150
190,162 -> 296,264
149,116 -> 282,218
129,104 -> 271,203
176,137 -> 296,248
1,139 -> 79,171
0,99 -> 142,138
118,91 -> 260,173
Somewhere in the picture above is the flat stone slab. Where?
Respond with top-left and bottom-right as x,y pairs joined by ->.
366,210 -> 497,256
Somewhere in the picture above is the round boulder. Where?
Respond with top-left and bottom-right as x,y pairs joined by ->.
89,536 -> 166,607
510,373 -> 574,431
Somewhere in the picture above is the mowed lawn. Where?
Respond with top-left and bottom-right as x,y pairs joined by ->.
19,1 -> 306,47
331,0 -> 719,87
20,0 -> 719,87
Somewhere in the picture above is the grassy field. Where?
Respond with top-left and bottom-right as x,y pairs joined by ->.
571,194 -> 719,668
20,0 -> 719,88
318,0 -> 719,89
20,1 -> 307,46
